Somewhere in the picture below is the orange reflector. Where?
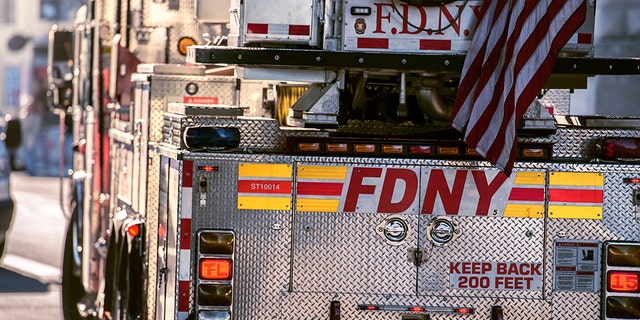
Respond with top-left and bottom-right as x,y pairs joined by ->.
382,144 -> 404,154
438,146 -> 460,156
326,143 -> 348,153
200,259 -> 233,280
410,145 -> 431,155
127,224 -> 140,237
298,142 -> 320,152
354,144 -> 376,153
177,37 -> 196,56
608,271 -> 640,293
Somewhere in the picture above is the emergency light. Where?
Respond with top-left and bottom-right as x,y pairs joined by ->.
596,138 -> 640,161
183,126 -> 240,150
602,242 -> 640,319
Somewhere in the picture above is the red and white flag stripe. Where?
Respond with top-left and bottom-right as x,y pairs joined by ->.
450,0 -> 586,175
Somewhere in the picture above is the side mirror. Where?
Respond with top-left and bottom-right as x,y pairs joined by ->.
47,27 -> 74,113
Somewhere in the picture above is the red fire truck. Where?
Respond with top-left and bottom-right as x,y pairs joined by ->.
47,0 -> 640,319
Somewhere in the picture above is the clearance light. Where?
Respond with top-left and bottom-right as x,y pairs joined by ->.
454,308 -> 473,314
438,146 -> 460,156
297,142 -> 320,152
382,144 -> 404,154
623,178 -> 640,184
354,143 -> 376,153
198,166 -> 219,172
183,126 -> 240,150
603,242 -> 640,320
410,145 -> 431,155
327,143 -> 349,153
200,259 -> 233,280
466,148 -> 480,156
521,148 -> 546,159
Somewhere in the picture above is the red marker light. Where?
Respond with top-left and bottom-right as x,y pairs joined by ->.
127,224 -> 140,237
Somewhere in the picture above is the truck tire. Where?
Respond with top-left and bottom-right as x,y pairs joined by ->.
61,215 -> 86,320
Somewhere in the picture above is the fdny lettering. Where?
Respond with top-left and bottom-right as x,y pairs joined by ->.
449,261 -> 543,291
372,2 -> 481,35
337,167 -> 510,215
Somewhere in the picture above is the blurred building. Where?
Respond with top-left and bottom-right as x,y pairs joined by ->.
570,0 -> 640,115
1,0 -> 80,175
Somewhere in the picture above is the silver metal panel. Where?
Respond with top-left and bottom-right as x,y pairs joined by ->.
159,144 -> 640,319
417,215 -> 544,300
189,157 -> 292,319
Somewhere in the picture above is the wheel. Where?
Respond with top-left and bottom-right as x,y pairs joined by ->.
61,216 -> 86,320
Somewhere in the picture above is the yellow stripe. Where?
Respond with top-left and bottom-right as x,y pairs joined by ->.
504,204 -> 544,218
298,165 -> 348,180
549,172 -> 604,187
238,163 -> 292,178
514,171 -> 544,185
238,196 -> 291,210
296,198 -> 340,212
549,205 -> 602,220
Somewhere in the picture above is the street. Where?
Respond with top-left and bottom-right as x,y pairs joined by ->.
0,172 -> 67,320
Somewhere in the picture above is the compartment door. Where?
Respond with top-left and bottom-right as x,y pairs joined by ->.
292,163 -> 420,295
417,168 -> 546,300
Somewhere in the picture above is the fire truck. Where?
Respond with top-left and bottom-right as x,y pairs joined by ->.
47,0 -> 640,319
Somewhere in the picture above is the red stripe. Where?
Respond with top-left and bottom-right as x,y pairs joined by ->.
289,24 -> 310,36
237,180 -> 292,194
577,33 -> 592,44
419,39 -> 452,50
357,38 -> 389,49
180,218 -> 191,250
178,280 -> 190,312
508,187 -> 544,201
247,23 -> 269,34
549,189 -> 603,204
297,182 -> 343,196
182,160 -> 193,187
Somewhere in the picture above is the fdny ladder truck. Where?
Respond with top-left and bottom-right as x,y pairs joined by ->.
47,0 -> 640,319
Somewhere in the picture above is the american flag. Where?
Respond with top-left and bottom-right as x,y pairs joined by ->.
450,0 -> 587,175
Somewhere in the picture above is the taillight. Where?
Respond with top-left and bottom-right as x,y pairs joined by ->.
602,242 -> 640,319
196,230 -> 235,319
596,138 -> 640,161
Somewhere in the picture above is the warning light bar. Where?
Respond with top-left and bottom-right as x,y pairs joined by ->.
287,136 -> 551,162
183,126 -> 240,150
357,304 -> 474,314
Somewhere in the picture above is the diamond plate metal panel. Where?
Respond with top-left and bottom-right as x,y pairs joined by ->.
280,292 -> 551,319
188,156 -> 293,319
417,215 -> 544,300
160,149 -> 640,319
293,211 -> 417,295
